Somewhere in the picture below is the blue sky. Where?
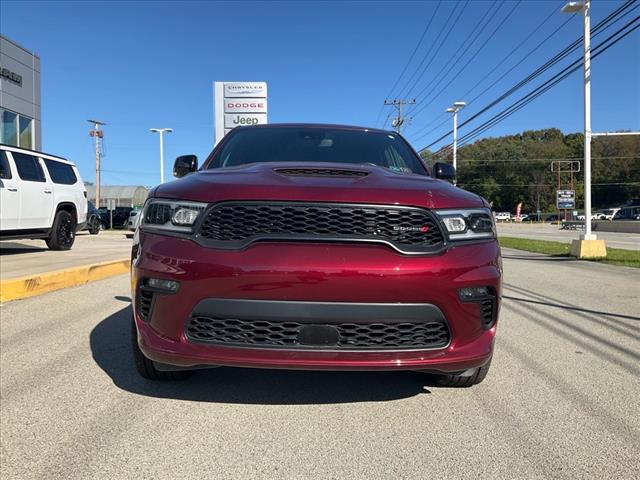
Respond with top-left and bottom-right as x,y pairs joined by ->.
1,0 -> 638,186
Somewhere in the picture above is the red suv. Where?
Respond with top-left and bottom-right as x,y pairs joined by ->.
131,124 -> 501,387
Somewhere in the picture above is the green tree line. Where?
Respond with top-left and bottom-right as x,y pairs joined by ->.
421,128 -> 640,213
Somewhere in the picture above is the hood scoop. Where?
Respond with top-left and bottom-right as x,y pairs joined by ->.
273,167 -> 369,178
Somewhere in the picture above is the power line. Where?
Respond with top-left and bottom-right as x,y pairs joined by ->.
421,3 -> 639,151
451,16 -> 640,150
374,1 -> 442,127
404,0 -> 500,116
409,0 -> 567,141
396,1 -> 469,101
408,0 -> 522,120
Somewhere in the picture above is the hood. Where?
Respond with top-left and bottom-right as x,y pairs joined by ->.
154,162 -> 485,210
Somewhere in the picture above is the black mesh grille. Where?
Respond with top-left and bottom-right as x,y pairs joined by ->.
137,288 -> 154,320
274,168 -> 369,177
186,317 -> 450,350
196,202 -> 444,253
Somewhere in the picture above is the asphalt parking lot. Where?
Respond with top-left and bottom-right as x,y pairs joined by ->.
1,248 -> 638,479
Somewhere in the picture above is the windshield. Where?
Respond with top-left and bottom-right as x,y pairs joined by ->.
205,127 -> 427,175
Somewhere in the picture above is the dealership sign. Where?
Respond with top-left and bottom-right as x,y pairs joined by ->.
556,189 -> 576,209
0,66 -> 23,86
214,81 -> 267,144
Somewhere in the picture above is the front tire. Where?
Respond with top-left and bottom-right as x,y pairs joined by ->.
46,210 -> 76,250
431,357 -> 492,388
131,315 -> 191,381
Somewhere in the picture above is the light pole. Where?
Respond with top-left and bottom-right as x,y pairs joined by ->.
562,0 -> 593,239
150,128 -> 173,184
446,101 -> 466,184
562,0 -> 608,258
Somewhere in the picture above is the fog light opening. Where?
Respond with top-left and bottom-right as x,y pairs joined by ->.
458,286 -> 490,301
146,278 -> 180,293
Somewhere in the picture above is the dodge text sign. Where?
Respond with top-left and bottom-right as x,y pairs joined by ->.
214,81 -> 268,144
224,99 -> 268,114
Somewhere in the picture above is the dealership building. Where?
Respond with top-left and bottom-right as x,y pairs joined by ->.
0,35 -> 41,150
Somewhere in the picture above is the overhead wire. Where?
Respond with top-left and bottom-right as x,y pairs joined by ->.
374,1 -> 442,127
396,1 -> 469,100
409,0 -> 568,141
408,0 -> 522,120
419,1 -> 639,152
447,16 -> 640,151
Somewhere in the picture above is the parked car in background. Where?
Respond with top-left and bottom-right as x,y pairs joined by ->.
602,208 -> 621,220
544,214 -> 560,223
495,212 -> 511,222
84,201 -> 101,234
99,206 -> 133,229
0,144 -> 87,250
613,206 -> 640,220
128,209 -> 142,232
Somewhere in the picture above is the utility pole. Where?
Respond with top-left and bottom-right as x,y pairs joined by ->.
384,99 -> 416,134
88,120 -> 106,207
446,101 -> 466,184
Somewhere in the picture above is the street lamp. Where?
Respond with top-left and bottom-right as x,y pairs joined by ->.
561,0 -> 606,258
562,0 -> 593,240
446,101 -> 466,184
150,128 -> 173,184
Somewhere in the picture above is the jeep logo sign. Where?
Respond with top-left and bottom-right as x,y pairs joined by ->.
224,114 -> 268,128
215,81 -> 268,144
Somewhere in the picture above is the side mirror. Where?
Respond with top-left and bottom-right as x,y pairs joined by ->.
433,162 -> 456,181
173,155 -> 198,178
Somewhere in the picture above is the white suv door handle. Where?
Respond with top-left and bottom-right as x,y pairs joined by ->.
7,187 -> 18,192
44,189 -> 52,194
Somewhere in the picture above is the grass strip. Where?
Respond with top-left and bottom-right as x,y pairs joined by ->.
499,236 -> 639,268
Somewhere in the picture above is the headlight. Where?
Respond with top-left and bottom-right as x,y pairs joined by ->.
140,199 -> 207,232
435,208 -> 496,241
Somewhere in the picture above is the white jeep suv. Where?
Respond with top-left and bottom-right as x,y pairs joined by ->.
0,144 -> 87,250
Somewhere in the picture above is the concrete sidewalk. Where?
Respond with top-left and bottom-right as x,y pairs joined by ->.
0,231 -> 132,280
0,231 -> 132,302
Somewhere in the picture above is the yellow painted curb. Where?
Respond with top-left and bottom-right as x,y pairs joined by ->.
0,258 -> 130,303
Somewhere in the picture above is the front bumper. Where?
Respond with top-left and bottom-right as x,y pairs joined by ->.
132,232 -> 501,373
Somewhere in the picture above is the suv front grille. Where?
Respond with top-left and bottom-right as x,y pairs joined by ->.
196,202 -> 444,254
185,316 -> 450,350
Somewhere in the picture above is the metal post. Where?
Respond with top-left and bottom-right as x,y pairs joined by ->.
88,119 -> 105,207
582,0 -> 594,240
159,130 -> 165,184
452,109 -> 458,183
95,132 -> 101,208
150,128 -> 172,185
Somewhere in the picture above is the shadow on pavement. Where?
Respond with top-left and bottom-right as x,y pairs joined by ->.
503,294 -> 640,321
0,242 -> 48,255
90,306 -> 432,404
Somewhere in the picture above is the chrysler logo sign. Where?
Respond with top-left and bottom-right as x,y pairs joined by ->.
223,82 -> 267,98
